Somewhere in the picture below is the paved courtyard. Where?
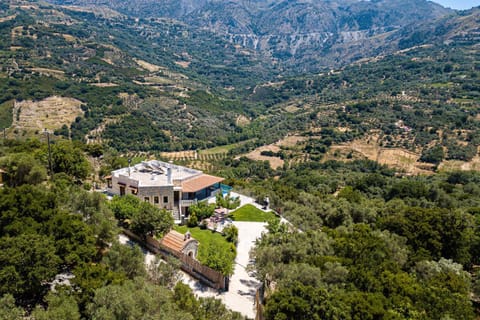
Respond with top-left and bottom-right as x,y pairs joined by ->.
120,221 -> 268,319
120,192 -> 271,319
181,221 -> 266,319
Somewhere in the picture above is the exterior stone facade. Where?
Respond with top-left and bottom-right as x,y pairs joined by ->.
107,160 -> 223,221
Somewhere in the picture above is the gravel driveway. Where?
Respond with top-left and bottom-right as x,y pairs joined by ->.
181,221 -> 267,319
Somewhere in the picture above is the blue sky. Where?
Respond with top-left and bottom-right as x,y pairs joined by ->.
432,0 -> 480,10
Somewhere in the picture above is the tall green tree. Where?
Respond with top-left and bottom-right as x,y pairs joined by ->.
381,207 -> 475,264
0,153 -> 47,187
130,202 -> 173,238
0,294 -> 24,320
32,290 -> 81,320
148,256 -> 181,289
189,201 -> 215,221
102,242 -> 146,279
61,189 -> 118,250
203,241 -> 236,276
86,278 -> 192,320
48,212 -> 97,267
223,224 -> 238,244
265,282 -> 349,320
0,234 -> 61,304
108,195 -> 140,221
49,140 -> 90,180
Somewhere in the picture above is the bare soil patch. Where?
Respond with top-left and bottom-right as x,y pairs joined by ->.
89,83 -> 118,87
438,148 -> 480,171
240,135 -> 307,169
236,115 -> 250,127
134,59 -> 162,72
144,76 -> 174,85
59,5 -> 122,19
327,136 -> 434,175
377,148 -> 432,174
101,58 -> 114,65
12,96 -> 83,133
245,145 -> 284,170
284,104 -> 300,113
175,61 -> 191,68
62,34 -> 76,42
276,135 -> 307,148
28,68 -> 65,79
439,159 -> 480,171
0,15 -> 16,23
331,135 -> 381,160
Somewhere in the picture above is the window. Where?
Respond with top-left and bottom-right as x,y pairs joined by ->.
154,196 -> 159,204
163,196 -> 168,203
144,197 -> 149,202
107,179 -> 112,188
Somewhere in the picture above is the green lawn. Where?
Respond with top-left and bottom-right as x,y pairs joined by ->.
174,226 -> 235,275
230,204 -> 277,222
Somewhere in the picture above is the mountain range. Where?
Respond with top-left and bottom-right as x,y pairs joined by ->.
47,0 -> 459,71
1,0 -> 479,157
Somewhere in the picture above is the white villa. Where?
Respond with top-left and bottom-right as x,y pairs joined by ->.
106,160 -> 224,221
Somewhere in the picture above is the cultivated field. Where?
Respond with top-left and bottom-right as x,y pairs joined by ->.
326,135 -> 480,174
326,135 -> 434,174
28,68 -> 65,79
276,135 -> 308,148
11,96 -> 83,134
439,149 -> 480,171
89,82 -> 118,87
245,145 -> 284,170
241,135 -> 308,169
134,58 -> 162,72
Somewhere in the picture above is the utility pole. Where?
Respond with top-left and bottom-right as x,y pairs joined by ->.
45,129 -> 53,178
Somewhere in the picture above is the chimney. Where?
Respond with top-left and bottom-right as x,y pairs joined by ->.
167,167 -> 172,184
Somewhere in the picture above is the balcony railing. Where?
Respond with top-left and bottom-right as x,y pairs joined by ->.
180,199 -> 198,207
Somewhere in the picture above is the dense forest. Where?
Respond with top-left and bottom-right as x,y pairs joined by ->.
221,160 -> 480,319
0,138 -> 244,319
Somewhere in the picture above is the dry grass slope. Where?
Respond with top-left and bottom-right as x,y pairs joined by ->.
11,96 -> 83,134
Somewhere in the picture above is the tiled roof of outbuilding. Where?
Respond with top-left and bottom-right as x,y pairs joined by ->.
160,230 -> 197,253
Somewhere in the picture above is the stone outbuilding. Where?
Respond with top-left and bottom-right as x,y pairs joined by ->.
159,230 -> 199,259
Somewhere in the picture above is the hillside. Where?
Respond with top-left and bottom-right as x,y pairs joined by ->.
0,1 -> 274,151
1,1 -> 480,319
235,39 -> 480,174
1,1 -> 479,172
47,0 -> 453,71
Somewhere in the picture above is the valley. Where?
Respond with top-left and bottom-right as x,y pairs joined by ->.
0,0 -> 480,319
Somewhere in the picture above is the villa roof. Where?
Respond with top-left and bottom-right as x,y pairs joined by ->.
160,230 -> 197,253
181,174 -> 224,193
